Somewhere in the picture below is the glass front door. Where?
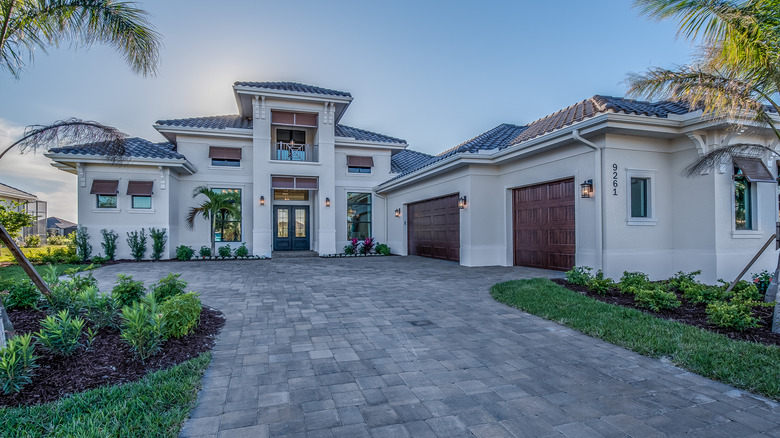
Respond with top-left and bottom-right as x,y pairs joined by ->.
273,205 -> 310,250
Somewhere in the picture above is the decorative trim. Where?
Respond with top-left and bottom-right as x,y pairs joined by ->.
261,96 -> 266,120
77,163 -> 86,187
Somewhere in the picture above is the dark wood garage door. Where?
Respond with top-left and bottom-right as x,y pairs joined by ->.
513,178 -> 575,271
408,194 -> 460,262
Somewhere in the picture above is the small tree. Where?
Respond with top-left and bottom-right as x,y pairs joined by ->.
100,229 -> 119,261
0,201 -> 34,239
126,229 -> 147,261
185,187 -> 240,256
149,227 -> 167,261
74,227 -> 92,261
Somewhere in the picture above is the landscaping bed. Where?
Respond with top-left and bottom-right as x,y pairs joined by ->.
552,278 -> 780,346
0,305 -> 224,408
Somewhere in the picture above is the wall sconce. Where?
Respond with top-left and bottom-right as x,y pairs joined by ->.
395,208 -> 401,217
325,197 -> 331,207
580,180 -> 593,198
458,196 -> 467,209
259,196 -> 265,206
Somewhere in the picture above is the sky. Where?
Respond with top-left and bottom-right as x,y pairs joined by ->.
0,0 -> 696,221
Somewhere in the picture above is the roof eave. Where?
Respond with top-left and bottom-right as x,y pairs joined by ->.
335,137 -> 408,150
153,125 -> 253,143
44,153 -> 198,175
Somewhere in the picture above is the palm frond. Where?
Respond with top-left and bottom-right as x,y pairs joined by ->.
0,118 -> 126,161
681,142 -> 778,177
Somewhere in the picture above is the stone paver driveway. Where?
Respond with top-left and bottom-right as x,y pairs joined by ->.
89,256 -> 780,438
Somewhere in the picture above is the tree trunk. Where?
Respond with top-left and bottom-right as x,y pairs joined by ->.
0,223 -> 51,296
210,217 -> 215,256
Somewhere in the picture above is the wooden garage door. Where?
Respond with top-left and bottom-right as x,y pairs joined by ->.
513,178 -> 575,271
408,194 -> 460,262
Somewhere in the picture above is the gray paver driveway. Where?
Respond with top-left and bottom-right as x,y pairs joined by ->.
88,256 -> 780,438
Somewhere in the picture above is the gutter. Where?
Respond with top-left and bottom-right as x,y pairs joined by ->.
571,129 -> 604,271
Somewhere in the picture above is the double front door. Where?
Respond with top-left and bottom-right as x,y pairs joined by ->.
273,205 -> 310,251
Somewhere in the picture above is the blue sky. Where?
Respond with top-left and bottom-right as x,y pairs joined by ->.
0,0 -> 695,220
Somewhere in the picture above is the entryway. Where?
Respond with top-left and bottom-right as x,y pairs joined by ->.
273,205 -> 310,251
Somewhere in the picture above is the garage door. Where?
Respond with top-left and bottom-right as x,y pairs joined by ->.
408,194 -> 460,262
513,178 -> 575,270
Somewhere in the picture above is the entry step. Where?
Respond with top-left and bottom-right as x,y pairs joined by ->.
271,250 -> 319,258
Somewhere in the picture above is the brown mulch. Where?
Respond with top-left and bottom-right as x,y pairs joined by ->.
552,278 -> 780,347
0,306 -> 225,408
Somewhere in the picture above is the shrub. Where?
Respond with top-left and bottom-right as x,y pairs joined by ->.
199,246 -> 211,258
587,270 -> 614,295
149,227 -> 167,261
151,273 -> 187,303
751,270 -> 773,296
43,272 -> 99,313
345,238 -> 359,255
160,292 -> 202,339
112,274 -> 146,308
2,281 -> 40,310
36,310 -> 85,356
618,271 -> 650,293
76,286 -> 118,329
730,280 -> 762,302
74,227 -> 92,261
360,237 -> 375,255
633,287 -> 681,312
46,233 -> 70,245
100,229 -> 119,261
235,243 -> 249,258
24,235 -> 41,248
565,266 -> 593,286
126,229 -> 147,261
666,270 -> 702,290
706,300 -> 761,331
376,243 -> 391,255
343,244 -> 355,255
30,246 -> 79,264
176,245 -> 194,261
120,297 -> 165,360
91,254 -> 109,264
218,244 -> 232,258
0,333 -> 37,394
682,283 -> 728,304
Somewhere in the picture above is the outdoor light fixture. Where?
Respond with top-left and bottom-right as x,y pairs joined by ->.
458,196 -> 467,209
395,208 -> 401,217
580,180 -> 593,198
325,197 -> 331,207
259,196 -> 265,205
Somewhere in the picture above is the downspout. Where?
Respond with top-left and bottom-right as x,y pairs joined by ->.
572,129 -> 605,271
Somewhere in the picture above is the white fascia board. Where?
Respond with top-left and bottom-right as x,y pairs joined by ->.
233,87 -> 354,104
335,137 -> 408,150
153,125 -> 253,140
44,153 -> 197,175
0,189 -> 37,201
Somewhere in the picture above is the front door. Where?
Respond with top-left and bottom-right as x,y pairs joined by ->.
273,205 -> 310,251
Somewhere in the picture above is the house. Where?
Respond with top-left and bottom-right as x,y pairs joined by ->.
46,83 -> 779,283
0,182 -> 47,242
46,217 -> 78,236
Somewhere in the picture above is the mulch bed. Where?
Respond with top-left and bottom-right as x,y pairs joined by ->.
0,306 -> 225,408
552,278 -> 780,347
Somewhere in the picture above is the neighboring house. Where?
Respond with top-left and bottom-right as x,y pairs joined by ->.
46,217 -> 78,236
0,182 -> 47,242
45,83 -> 780,283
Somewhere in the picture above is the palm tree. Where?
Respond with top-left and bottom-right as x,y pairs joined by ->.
627,0 -> 780,331
185,186 -> 241,256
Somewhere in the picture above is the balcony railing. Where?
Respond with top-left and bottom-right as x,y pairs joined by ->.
272,142 -> 318,162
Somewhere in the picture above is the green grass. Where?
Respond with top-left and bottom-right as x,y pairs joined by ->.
0,264 -> 86,282
0,353 -> 211,438
491,278 -> 780,400
0,245 -> 69,263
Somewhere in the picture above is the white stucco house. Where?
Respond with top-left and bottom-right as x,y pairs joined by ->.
46,82 -> 780,283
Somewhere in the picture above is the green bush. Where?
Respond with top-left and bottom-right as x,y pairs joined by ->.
706,300 -> 761,331
235,243 -> 249,258
176,245 -> 194,261
121,297 -> 165,360
74,227 -> 92,261
376,243 -> 391,255
618,271 -> 650,293
112,274 -> 146,308
160,292 -> 202,339
46,233 -> 70,245
24,235 -> 41,248
730,280 -> 762,302
343,244 -> 355,255
36,310 -> 85,356
217,244 -> 232,258
126,229 -> 147,261
28,246 -> 80,264
151,273 -> 187,303
0,333 -> 37,394
633,286 -> 681,311
587,270 -> 614,295
43,272 -> 99,313
2,281 -> 40,310
199,246 -> 211,258
149,227 -> 167,261
751,270 -> 773,296
666,270 -> 702,290
565,266 -> 593,286
100,229 -> 119,261
681,283 -> 728,304
76,286 -> 118,329
91,254 -> 109,264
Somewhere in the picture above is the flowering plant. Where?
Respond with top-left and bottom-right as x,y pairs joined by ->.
360,237 -> 375,255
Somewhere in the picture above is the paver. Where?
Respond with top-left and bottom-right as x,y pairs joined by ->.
85,256 -> 780,437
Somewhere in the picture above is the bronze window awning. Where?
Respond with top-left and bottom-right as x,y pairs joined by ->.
347,156 -> 374,167
208,146 -> 242,160
126,181 -> 153,196
271,176 -> 318,190
90,180 -> 118,195
733,157 -> 776,182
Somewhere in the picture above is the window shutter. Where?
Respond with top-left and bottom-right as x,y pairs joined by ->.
126,181 -> 154,196
347,156 -> 374,167
90,180 -> 119,195
209,147 -> 242,160
271,176 -> 295,189
733,157 -> 775,182
295,178 -> 318,189
272,111 -> 317,127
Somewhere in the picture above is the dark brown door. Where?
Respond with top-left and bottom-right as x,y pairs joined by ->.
408,194 -> 460,262
513,178 -> 575,270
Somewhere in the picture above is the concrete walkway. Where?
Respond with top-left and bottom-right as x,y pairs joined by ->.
88,257 -> 780,438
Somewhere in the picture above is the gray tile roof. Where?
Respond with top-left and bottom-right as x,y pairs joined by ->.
335,124 -> 407,144
156,115 -> 252,130
46,216 -> 77,229
391,149 -> 434,173
234,81 -> 352,98
50,137 -> 185,160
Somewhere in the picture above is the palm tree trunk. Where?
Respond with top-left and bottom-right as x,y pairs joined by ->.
210,217 -> 215,256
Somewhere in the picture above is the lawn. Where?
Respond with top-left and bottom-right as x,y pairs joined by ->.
491,278 -> 780,400
0,264 -> 86,282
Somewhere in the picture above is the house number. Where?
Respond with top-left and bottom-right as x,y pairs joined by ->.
612,163 -> 618,195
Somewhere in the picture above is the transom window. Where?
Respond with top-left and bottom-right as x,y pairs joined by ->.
273,190 -> 309,201
347,193 -> 372,240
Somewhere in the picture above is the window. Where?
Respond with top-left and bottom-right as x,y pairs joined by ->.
348,166 -> 371,174
209,147 -> 242,167
132,196 -> 152,209
97,195 -> 117,209
347,155 -> 374,174
90,180 -> 118,209
275,129 -> 307,161
734,167 -> 753,230
274,190 -> 309,201
630,178 -> 649,218
347,192 -> 371,240
212,188 -> 241,242
127,181 -> 153,209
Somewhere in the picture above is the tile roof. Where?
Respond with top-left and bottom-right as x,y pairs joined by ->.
49,137 -> 185,160
335,124 -> 407,144
234,81 -> 352,98
156,115 -> 252,130
506,95 -> 692,146
0,182 -> 37,200
46,216 -> 77,229
391,149 -> 434,173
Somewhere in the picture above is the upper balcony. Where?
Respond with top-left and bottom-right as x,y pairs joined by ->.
272,142 -> 319,163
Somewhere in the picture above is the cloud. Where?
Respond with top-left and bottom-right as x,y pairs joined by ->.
0,118 -> 77,221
